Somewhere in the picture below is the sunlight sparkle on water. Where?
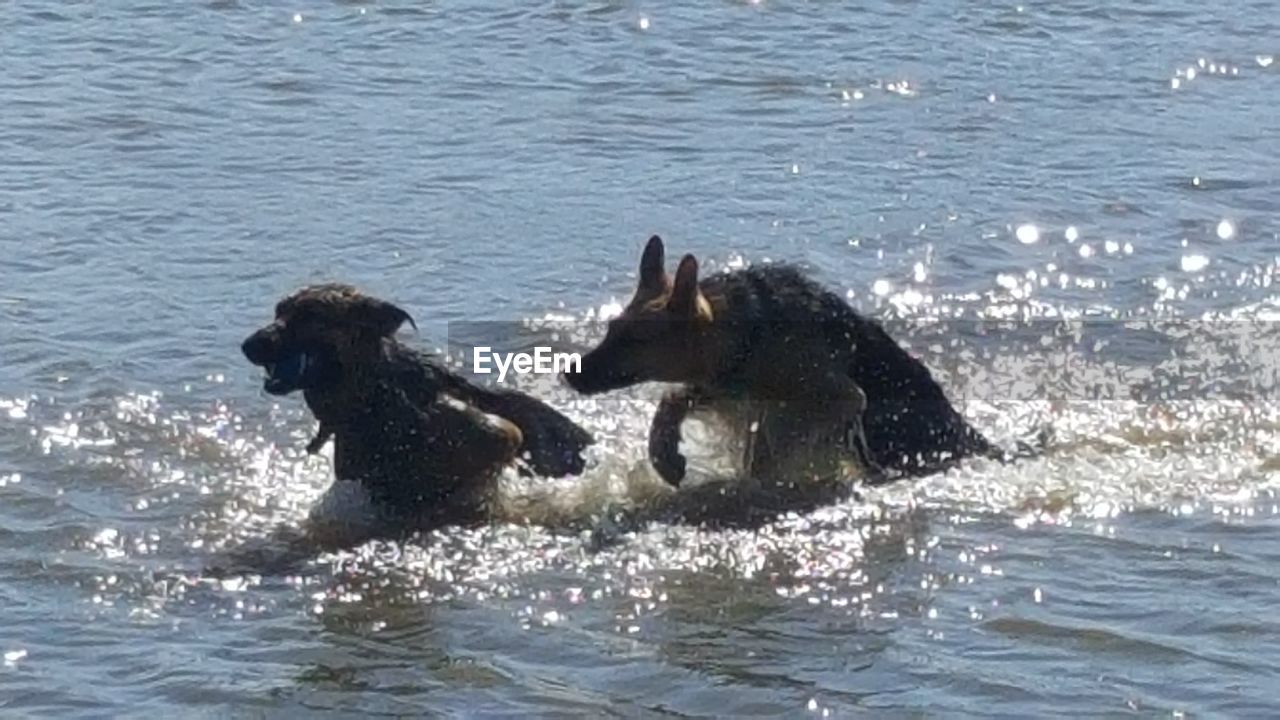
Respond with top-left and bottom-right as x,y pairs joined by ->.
1181,254 -> 1210,273
885,80 -> 916,97
638,16 -> 650,30
1015,224 -> 1040,244
1065,226 -> 1079,243
1217,219 -> 1236,240
872,279 -> 892,296
596,301 -> 623,320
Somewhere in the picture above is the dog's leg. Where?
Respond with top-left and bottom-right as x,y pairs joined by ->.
435,394 -> 523,471
440,375 -> 593,478
649,388 -> 701,487
306,424 -> 332,455
742,403 -> 765,481
390,394 -> 522,517
818,374 -> 890,485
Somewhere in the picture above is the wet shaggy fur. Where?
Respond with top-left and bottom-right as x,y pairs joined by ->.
694,264 -> 997,475
242,284 -> 593,534
566,236 -> 999,488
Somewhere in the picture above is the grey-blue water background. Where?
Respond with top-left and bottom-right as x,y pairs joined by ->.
2,1 -> 1279,716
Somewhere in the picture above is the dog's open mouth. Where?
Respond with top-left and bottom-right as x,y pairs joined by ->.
263,351 -> 310,395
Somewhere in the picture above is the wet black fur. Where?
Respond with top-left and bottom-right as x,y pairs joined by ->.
375,342 -> 595,480
242,286 -> 593,530
307,342 -> 593,519
701,264 -> 998,476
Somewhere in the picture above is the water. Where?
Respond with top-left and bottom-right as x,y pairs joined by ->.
2,1 -> 1279,715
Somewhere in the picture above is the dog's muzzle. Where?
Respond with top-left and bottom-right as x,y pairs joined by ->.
563,357 -> 636,395
261,350 -> 311,395
242,327 -> 312,396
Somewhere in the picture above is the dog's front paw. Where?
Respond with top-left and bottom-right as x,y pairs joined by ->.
649,390 -> 695,488
306,427 -> 331,455
650,448 -> 687,487
648,418 -> 686,487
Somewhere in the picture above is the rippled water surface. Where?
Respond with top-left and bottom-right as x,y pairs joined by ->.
3,1 -> 1279,716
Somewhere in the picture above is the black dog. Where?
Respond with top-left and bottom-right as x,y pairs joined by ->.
566,236 -> 1003,487
242,284 -> 593,530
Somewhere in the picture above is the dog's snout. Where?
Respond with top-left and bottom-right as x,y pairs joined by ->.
564,350 -> 632,395
241,326 -> 280,365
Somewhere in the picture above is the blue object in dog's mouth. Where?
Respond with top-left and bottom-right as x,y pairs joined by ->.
263,351 -> 309,395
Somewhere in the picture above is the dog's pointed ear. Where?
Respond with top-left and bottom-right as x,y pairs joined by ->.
358,297 -> 416,336
670,254 -> 712,321
637,235 -> 669,295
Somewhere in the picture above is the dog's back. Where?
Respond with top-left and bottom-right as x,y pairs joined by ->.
699,265 -> 995,475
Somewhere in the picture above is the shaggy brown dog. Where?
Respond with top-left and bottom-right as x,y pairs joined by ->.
241,284 -> 593,531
